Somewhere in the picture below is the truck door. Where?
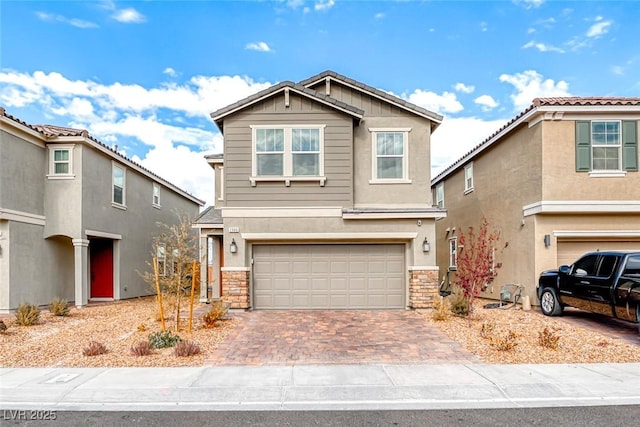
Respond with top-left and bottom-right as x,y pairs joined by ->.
585,254 -> 619,317
561,253 -> 599,311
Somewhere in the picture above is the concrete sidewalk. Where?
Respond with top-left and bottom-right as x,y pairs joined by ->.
1,363 -> 640,411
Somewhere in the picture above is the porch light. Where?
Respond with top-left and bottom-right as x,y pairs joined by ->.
230,239 -> 238,254
544,234 -> 551,248
422,238 -> 430,253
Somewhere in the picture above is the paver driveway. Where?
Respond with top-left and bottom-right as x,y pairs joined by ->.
206,310 -> 480,366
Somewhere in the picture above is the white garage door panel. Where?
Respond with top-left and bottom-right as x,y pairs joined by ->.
557,241 -> 640,266
253,244 -> 405,309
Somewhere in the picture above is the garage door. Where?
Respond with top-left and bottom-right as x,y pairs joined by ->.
253,244 -> 405,309
557,240 -> 640,267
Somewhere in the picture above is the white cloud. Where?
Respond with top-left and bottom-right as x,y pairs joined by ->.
474,95 -> 499,111
111,8 -> 146,23
246,41 -> 272,52
586,18 -> 612,38
431,117 -> 509,176
35,11 -> 98,28
499,70 -> 571,111
315,0 -> 335,11
163,67 -> 178,77
454,83 -> 475,94
374,12 -> 385,20
611,65 -> 624,76
480,21 -> 488,32
514,0 -> 544,9
522,40 -> 565,53
404,90 -> 464,114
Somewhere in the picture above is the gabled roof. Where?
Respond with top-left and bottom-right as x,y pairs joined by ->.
210,81 -> 365,132
431,97 -> 640,185
299,70 -> 444,126
1,107 -> 204,206
193,206 -> 223,225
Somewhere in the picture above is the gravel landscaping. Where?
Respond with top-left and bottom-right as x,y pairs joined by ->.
0,296 -> 638,367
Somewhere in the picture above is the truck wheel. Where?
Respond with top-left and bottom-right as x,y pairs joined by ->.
540,288 -> 563,316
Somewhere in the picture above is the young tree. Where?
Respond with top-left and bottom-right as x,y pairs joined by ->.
142,213 -> 199,332
453,218 -> 508,315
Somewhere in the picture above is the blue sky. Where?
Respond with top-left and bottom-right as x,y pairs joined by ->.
2,0 -> 639,206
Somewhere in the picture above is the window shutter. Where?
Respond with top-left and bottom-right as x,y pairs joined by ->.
575,121 -> 591,172
622,120 -> 638,172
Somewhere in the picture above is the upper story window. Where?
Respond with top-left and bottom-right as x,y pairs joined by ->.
251,125 -> 325,185
152,183 -> 161,208
576,120 -> 638,175
435,182 -> 444,208
464,163 -> 474,193
369,128 -> 411,183
47,145 -> 75,179
112,163 -> 126,208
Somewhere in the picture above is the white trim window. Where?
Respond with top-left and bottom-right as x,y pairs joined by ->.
369,128 -> 411,183
112,163 -> 126,207
464,163 -> 474,193
435,182 -> 444,208
218,166 -> 224,201
591,121 -> 621,171
152,183 -> 161,208
251,125 -> 325,179
157,246 -> 167,277
47,145 -> 75,179
449,237 -> 458,270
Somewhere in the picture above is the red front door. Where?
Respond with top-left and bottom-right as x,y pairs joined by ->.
90,239 -> 113,298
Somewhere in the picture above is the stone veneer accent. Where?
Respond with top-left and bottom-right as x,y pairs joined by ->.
408,269 -> 439,309
221,269 -> 250,309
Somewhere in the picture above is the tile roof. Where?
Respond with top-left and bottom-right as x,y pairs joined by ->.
194,206 -> 223,224
210,81 -> 364,128
299,70 -> 444,123
432,96 -> 640,184
1,107 -> 204,206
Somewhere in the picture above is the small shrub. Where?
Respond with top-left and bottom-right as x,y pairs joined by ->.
490,330 -> 518,352
148,330 -> 181,349
83,340 -> 108,356
173,340 -> 201,357
14,303 -> 41,326
448,288 -> 469,316
480,322 -> 495,339
202,300 -> 229,328
49,298 -> 70,316
130,340 -> 153,356
0,319 -> 7,334
137,323 -> 147,332
431,297 -> 449,321
538,327 -> 561,350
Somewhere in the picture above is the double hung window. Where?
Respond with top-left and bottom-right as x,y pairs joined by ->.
47,145 -> 75,178
112,163 -> 126,207
576,120 -> 637,174
369,128 -> 410,183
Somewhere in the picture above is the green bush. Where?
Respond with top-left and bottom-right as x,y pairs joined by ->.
148,330 -> 181,349
49,298 -> 70,316
448,287 -> 470,316
14,303 -> 41,326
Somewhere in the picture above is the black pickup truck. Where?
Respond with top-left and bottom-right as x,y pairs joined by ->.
537,251 -> 640,331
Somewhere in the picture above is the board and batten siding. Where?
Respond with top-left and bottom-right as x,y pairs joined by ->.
222,92 -> 354,207
307,81 -> 408,118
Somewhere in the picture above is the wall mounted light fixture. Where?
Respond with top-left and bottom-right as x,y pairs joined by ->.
230,238 -> 238,254
422,238 -> 430,253
544,234 -> 551,248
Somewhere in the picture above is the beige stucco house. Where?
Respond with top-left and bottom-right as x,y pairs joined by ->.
0,108 -> 203,312
194,71 -> 446,309
431,97 -> 640,305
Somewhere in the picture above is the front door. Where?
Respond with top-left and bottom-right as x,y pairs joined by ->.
90,239 -> 113,298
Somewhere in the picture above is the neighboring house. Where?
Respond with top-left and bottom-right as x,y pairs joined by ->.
431,97 -> 640,304
194,70 -> 445,309
0,108 -> 203,312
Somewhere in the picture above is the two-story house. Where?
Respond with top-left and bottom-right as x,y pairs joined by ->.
0,108 -> 203,312
431,97 -> 640,304
194,71 -> 445,310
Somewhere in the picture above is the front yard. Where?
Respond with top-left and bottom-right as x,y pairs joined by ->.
1,296 -> 638,367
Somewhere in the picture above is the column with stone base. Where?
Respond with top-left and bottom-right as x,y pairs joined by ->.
408,266 -> 439,309
221,267 -> 250,309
